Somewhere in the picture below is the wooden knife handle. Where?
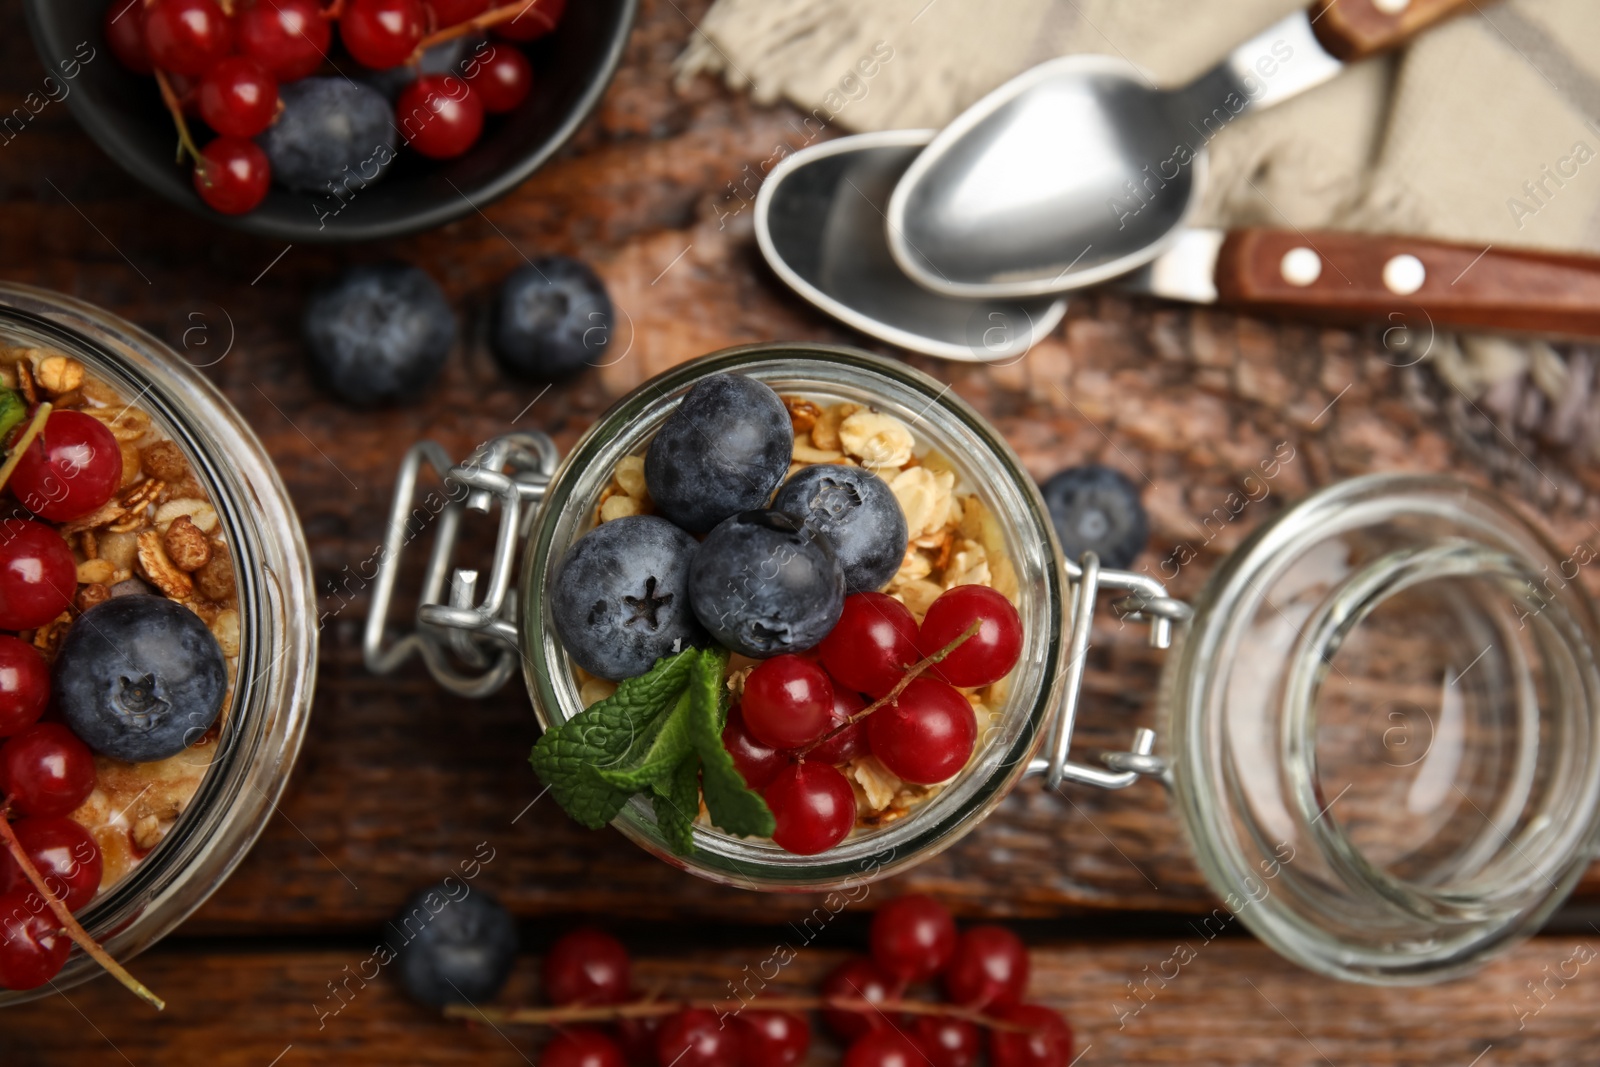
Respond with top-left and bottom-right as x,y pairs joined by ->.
1307,0 -> 1477,61
1214,229 -> 1600,337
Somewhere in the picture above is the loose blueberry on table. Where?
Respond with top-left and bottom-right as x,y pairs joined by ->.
105,0 -> 563,217
535,374 -> 1025,858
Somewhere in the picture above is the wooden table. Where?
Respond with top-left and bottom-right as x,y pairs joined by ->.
5,0 -> 1600,1061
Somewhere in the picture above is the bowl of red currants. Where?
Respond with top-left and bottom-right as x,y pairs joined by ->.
23,0 -> 637,241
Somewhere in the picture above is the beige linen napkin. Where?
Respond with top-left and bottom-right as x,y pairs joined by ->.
679,0 -> 1600,414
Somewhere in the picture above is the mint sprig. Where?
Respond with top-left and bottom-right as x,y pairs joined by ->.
530,646 -> 773,855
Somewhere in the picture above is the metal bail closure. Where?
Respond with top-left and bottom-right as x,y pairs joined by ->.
1029,552 -> 1192,790
363,432 -> 561,697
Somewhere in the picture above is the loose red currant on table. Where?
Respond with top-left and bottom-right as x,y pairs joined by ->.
656,1007 -> 741,1067
493,0 -> 566,41
820,955 -> 900,1042
0,639 -> 50,738
341,0 -> 427,69
0,887 -> 69,991
465,43 -> 533,113
819,592 -> 919,698
8,410 -> 121,523
542,927 -> 630,1005
988,1003 -> 1073,1067
845,1030 -> 922,1067
237,0 -> 332,81
866,677 -> 976,785
943,925 -> 1028,1008
0,723 -> 95,818
614,1009 -> 663,1065
909,1016 -> 981,1067
919,585 -> 1023,688
105,0 -> 153,75
869,894 -> 957,982
763,761 -> 855,855
194,138 -> 273,215
722,705 -> 785,791
141,0 -> 234,77
736,1011 -> 810,1067
197,56 -> 279,139
808,686 -> 869,765
0,817 -> 103,913
539,1027 -> 624,1067
742,655 -> 834,751
398,75 -> 485,159
0,519 -> 77,631
428,0 -> 492,26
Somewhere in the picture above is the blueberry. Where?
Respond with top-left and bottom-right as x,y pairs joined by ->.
552,515 -> 708,680
388,882 -> 517,1008
55,596 -> 228,763
644,375 -> 793,534
772,465 -> 907,593
258,77 -> 396,194
688,510 -> 845,658
304,263 -> 457,406
1040,464 -> 1149,570
361,36 -> 488,100
492,257 -> 614,381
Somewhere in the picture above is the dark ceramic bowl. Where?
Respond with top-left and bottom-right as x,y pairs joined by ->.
24,0 -> 637,243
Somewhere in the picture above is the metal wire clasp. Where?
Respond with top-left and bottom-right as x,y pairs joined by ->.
1027,552 -> 1192,791
362,433 -> 560,697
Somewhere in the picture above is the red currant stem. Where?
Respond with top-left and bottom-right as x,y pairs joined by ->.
406,1 -> 550,63
152,70 -> 202,167
0,816 -> 166,1010
794,618 -> 983,758
440,995 -> 1037,1033
0,401 -> 51,497
323,0 -> 346,19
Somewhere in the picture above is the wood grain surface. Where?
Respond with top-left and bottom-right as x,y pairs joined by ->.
4,0 -> 1600,1059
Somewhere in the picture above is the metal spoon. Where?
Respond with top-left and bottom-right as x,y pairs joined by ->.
885,0 -> 1477,299
754,129 -> 1066,363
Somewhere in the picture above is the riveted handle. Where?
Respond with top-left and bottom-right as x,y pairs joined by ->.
1214,228 -> 1600,337
1307,0 -> 1477,62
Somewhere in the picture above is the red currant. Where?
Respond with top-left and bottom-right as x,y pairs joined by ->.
844,1030 -> 921,1067
493,0 -> 565,42
656,1008 -> 741,1067
869,894 -> 956,982
0,887 -> 69,990
943,926 -> 1028,1009
742,655 -> 834,751
237,0 -> 331,81
428,0 -> 492,26
540,1027 -> 625,1067
736,1011 -> 810,1067
919,585 -> 1022,688
0,639 -> 49,738
0,520 -> 76,631
105,0 -> 154,74
0,817 -> 102,912
194,137 -> 272,215
988,1004 -> 1073,1067
820,593 -> 919,697
0,723 -> 94,818
615,1009 -> 663,1065
543,927 -> 630,1005
142,0 -> 235,77
397,74 -> 485,159
464,42 -> 533,113
820,956 -> 900,1043
909,1016 -> 981,1067
866,678 -> 975,785
808,686 -> 869,765
197,56 -> 279,138
341,0 -> 426,69
763,762 -> 855,855
9,410 -> 121,523
723,705 -> 785,791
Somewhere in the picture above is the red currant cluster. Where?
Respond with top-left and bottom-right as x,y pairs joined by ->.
727,585 -> 1022,856
104,0 -> 556,215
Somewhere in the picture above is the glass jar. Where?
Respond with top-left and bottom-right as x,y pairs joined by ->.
0,283 -> 317,1006
371,342 -> 1600,985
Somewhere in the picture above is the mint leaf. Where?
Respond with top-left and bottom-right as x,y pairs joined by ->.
0,389 -> 23,443
594,687 -> 696,795
687,647 -> 774,838
529,651 -> 697,829
651,754 -> 701,855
